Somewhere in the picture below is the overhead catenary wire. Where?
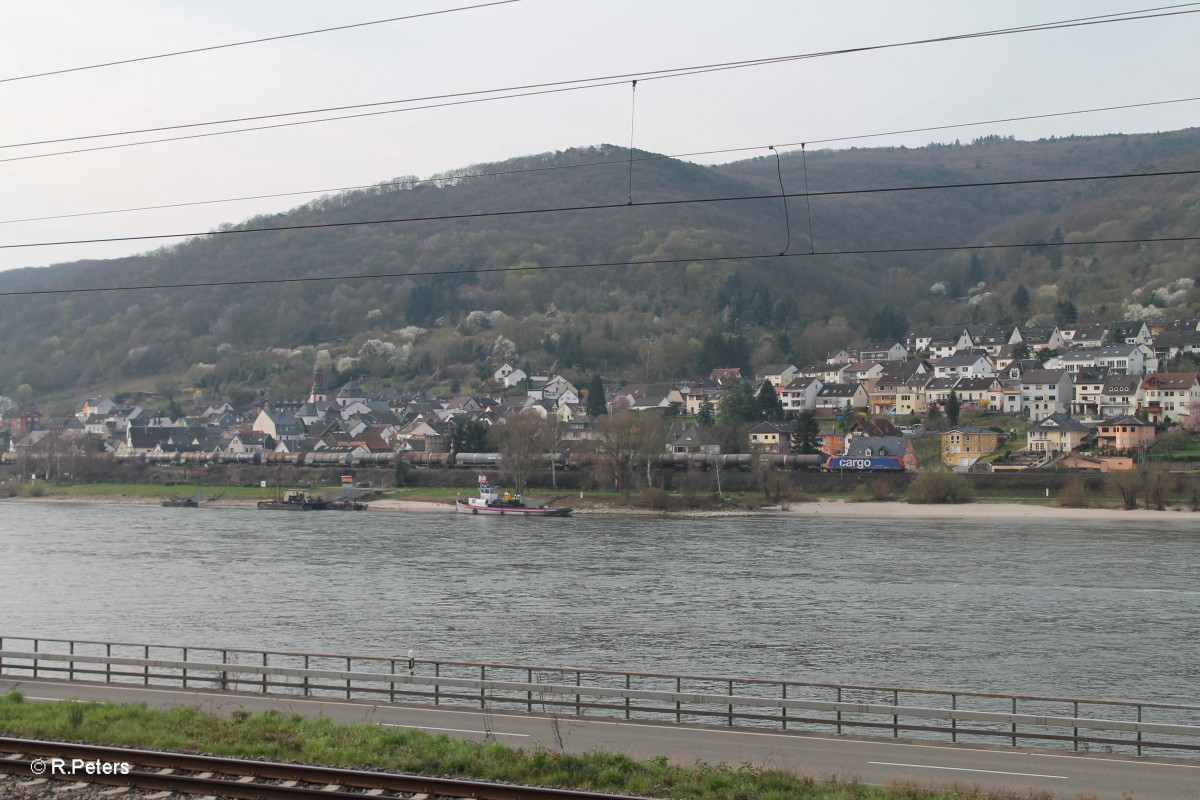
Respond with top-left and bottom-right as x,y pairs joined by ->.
0,1 -> 523,84
5,167 -> 1197,251
768,146 -> 791,255
2,234 -> 1196,298
3,4 -> 1197,162
5,91 -> 1200,227
627,81 -> 638,205
800,144 -> 816,255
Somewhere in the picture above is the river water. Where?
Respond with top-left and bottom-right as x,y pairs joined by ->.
1,501 -> 1198,704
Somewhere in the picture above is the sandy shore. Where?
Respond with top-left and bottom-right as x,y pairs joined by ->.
7,494 -> 1196,522
777,499 -> 1199,522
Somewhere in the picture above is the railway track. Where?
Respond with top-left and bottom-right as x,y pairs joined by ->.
0,736 -> 656,800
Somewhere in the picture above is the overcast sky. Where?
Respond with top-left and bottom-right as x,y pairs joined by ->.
1,0 -> 1197,272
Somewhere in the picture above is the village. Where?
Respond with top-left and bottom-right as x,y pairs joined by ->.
2,317 -> 1200,480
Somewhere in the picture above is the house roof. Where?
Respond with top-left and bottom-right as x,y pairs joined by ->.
1028,413 -> 1090,432
1020,326 -> 1061,343
816,383 -> 862,397
1109,321 -> 1148,337
1020,369 -> 1068,385
1068,322 -> 1108,340
1102,375 -> 1141,393
848,418 -> 900,437
749,420 -> 797,435
1154,330 -> 1200,348
953,376 -> 999,391
1141,371 -> 1200,390
758,363 -> 796,375
1099,415 -> 1152,427
667,421 -> 718,446
935,352 -> 991,367
967,325 -> 1018,344
845,435 -> 909,457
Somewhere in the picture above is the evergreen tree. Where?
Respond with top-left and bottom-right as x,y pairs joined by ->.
585,375 -> 607,417
867,307 -> 909,342
756,379 -> 784,421
696,395 -> 714,427
1048,227 -> 1065,268
1054,299 -> 1078,326
716,380 -> 755,428
1012,283 -> 1031,317
966,252 -> 985,285
946,390 -> 961,427
790,410 -> 820,454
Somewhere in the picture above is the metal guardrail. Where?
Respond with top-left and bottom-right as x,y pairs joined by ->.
3,635 -> 1199,758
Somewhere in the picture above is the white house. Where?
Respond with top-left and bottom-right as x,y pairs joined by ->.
858,342 -> 908,362
495,364 -> 528,388
1100,375 -> 1142,418
1020,369 -> 1074,420
1097,344 -> 1148,375
1109,321 -> 1153,346
758,363 -> 800,387
1139,372 -> 1200,423
932,352 -> 994,379
814,383 -> 869,414
780,377 -> 822,413
1019,326 -> 1067,352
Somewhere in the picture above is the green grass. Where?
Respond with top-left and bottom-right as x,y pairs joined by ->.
0,691 -> 1030,800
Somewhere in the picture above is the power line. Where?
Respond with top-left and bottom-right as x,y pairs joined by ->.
4,168 -> 1197,251
5,92 -> 1199,227
2,234 -> 1195,298
4,4 -> 1197,163
0,1 -> 522,84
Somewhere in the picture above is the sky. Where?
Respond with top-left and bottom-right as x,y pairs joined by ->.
1,0 -> 1198,273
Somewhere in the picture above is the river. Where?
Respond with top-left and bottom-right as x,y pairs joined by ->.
1,501 -> 1197,703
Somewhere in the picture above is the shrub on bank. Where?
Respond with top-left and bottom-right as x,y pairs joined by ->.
1058,477 -> 1095,508
907,469 -> 973,504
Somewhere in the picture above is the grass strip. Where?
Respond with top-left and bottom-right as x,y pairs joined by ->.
0,690 -> 1046,800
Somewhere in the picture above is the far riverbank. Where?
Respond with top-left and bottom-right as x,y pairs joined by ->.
6,491 -> 1198,522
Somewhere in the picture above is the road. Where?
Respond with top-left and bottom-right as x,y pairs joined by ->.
3,678 -> 1198,799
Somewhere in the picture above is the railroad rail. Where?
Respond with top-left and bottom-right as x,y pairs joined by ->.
4,635 -> 1200,758
0,448 -> 827,471
0,736 -> 653,800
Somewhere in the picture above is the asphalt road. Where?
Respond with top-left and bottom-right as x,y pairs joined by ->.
3,678 -> 1198,800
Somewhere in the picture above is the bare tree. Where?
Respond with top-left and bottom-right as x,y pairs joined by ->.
1109,470 -> 1141,510
541,414 -> 563,489
493,412 -> 542,495
592,412 -> 666,495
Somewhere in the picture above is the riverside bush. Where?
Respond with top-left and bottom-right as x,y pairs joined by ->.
907,469 -> 973,504
1057,477 -> 1093,508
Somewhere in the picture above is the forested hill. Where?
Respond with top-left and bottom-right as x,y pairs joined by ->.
3,130 -> 1200,406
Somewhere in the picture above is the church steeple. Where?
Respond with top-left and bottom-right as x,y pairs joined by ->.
308,365 -> 327,403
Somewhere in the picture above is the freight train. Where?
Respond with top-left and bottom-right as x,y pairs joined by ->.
5,450 -> 834,471
823,455 -> 906,471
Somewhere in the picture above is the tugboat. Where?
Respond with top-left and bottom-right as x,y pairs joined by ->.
162,489 -> 225,508
256,487 -> 369,511
455,476 -> 572,517
257,488 -> 331,511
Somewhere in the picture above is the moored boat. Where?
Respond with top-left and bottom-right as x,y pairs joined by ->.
162,495 -> 199,508
455,477 -> 571,517
257,487 -> 368,511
